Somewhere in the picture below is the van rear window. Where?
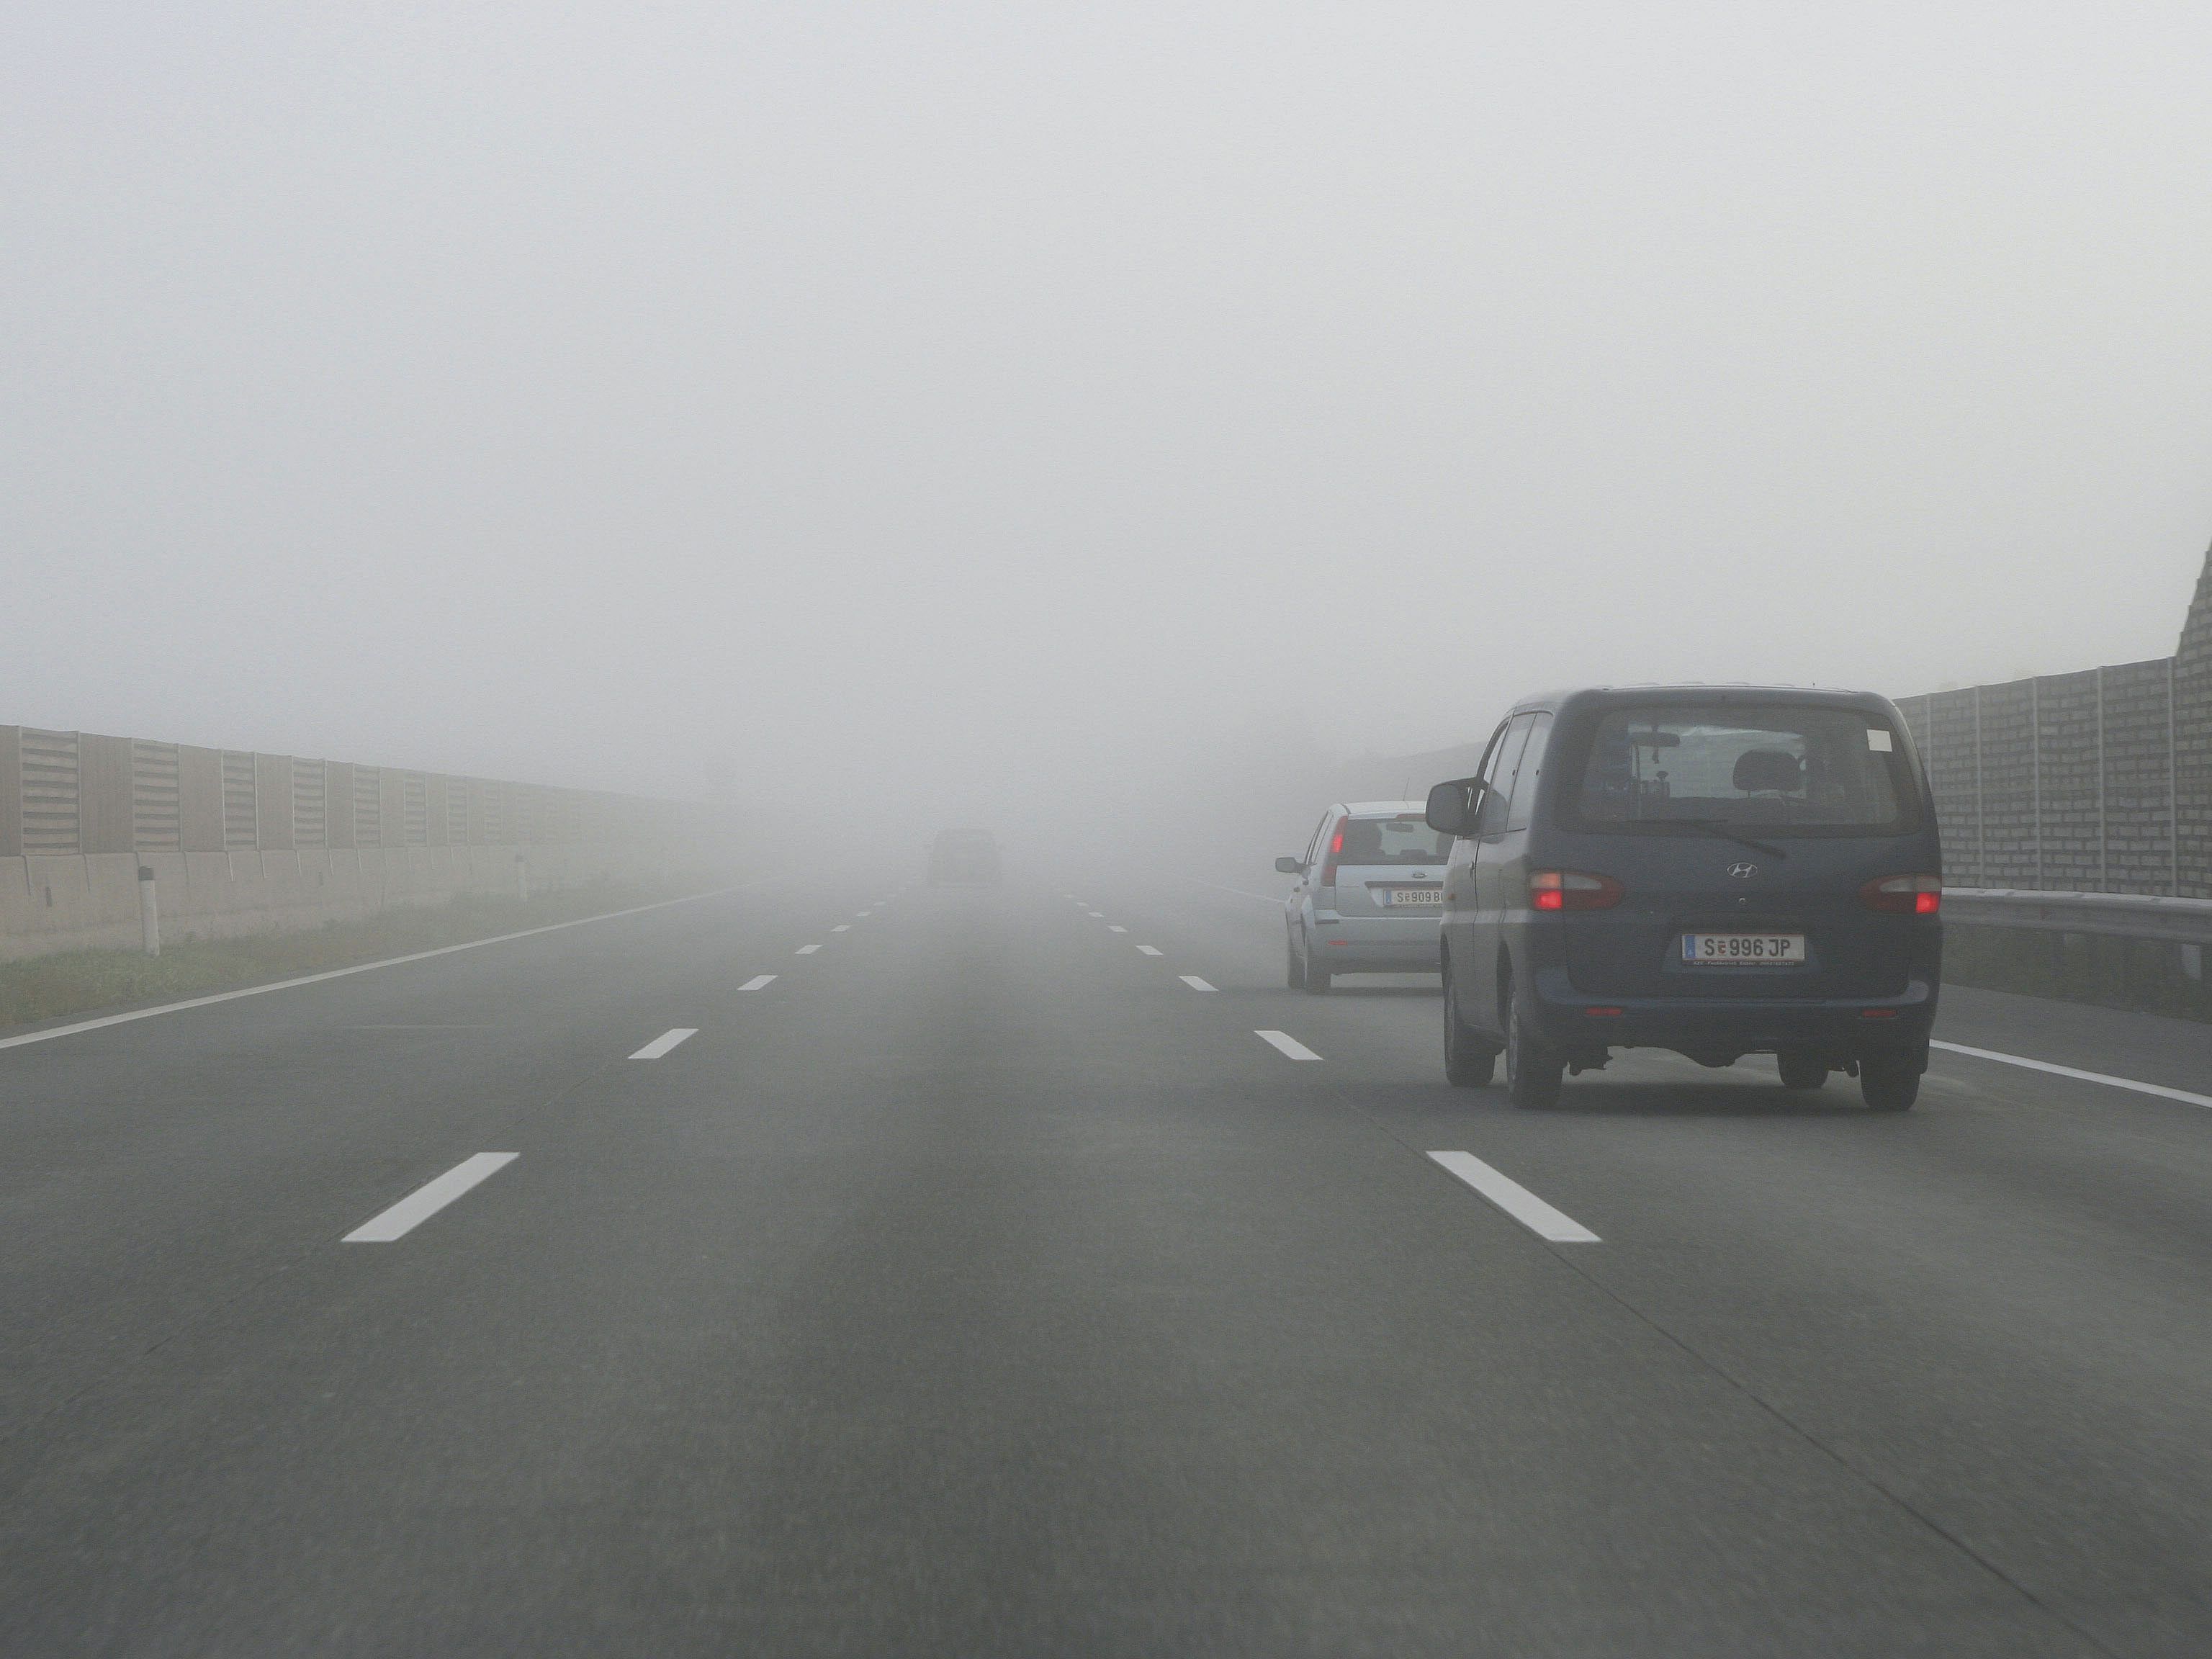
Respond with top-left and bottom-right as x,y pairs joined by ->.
1567,705 -> 1914,833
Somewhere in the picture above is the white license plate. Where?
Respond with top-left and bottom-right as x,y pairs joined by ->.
1384,888 -> 1443,907
1681,932 -> 1805,964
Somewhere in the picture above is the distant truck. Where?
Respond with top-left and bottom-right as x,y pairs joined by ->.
927,827 -> 1002,886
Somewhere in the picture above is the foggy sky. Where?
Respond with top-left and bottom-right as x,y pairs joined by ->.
6,2 -> 2211,837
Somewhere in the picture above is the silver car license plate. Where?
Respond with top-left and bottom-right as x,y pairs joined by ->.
1385,889 -> 1442,907
1681,932 -> 1805,963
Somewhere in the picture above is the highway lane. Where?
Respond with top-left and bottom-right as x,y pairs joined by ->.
0,878 -> 2204,1653
1128,873 -> 2212,1655
0,886 -> 822,1432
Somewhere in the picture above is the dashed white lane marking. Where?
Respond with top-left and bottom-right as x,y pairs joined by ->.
1108,925 -> 1128,933
1136,945 -> 1164,956
739,974 -> 777,991
629,1028 -> 698,1059
1426,1151 -> 1600,1243
1087,911 -> 1106,918
832,925 -> 851,932
1179,975 -> 1217,992
1255,1029 -> 1322,1061
796,943 -> 822,956
856,911 -> 872,917
1931,1040 -> 2212,1111
344,1153 -> 519,1243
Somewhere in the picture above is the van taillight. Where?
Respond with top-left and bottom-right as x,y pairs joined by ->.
1529,871 -> 1624,911
1860,873 -> 1941,914
1321,826 -> 1344,886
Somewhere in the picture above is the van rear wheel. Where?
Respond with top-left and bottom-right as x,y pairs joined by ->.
1504,981 -> 1564,1108
1285,934 -> 1306,991
1442,960 -> 1496,1088
1860,1053 -> 1920,1111
1776,1048 -> 1828,1091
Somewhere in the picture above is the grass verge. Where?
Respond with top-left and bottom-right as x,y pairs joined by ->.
0,880 -> 709,1033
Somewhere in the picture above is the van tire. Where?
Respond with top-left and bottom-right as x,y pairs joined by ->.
1504,980 -> 1564,1108
1442,961 -> 1497,1088
1860,1053 -> 1920,1111
1776,1048 -> 1828,1090
1285,935 -> 1306,991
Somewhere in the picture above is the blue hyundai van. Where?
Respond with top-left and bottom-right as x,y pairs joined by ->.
1424,687 -> 1942,1110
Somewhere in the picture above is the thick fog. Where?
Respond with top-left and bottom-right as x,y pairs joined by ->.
6,3 -> 2211,859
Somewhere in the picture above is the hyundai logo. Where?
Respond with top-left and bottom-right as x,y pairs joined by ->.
1727,861 -> 1758,879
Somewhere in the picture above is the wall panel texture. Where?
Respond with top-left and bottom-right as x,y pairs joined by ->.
1899,536 -> 2209,896
0,723 -> 706,962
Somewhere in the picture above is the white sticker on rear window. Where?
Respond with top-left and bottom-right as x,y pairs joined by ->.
1866,728 -> 1893,752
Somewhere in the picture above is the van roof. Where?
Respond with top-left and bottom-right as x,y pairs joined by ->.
1507,684 -> 1902,717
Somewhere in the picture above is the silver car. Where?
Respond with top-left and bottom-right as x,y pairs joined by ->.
1275,801 -> 1452,992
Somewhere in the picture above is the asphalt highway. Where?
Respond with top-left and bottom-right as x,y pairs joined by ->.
2,876 -> 2209,1655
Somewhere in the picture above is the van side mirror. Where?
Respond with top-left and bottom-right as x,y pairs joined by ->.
1274,855 -> 1305,874
1424,778 -> 1483,837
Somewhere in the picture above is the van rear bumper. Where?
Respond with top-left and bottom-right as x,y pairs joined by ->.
1529,967 -> 1936,1056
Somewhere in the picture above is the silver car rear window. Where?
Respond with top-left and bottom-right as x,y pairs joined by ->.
1336,817 -> 1452,865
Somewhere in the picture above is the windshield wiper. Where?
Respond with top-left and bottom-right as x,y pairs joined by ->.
1645,819 -> 1788,859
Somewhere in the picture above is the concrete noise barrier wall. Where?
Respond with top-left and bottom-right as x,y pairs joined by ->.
0,724 -> 710,962
1895,536 -> 2212,901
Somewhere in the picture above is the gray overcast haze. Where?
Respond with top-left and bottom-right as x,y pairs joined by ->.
6,1 -> 2211,842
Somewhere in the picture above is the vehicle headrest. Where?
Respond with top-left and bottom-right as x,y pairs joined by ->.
1732,748 -> 1803,793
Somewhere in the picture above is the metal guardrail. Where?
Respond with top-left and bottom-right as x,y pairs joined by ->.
1946,886 -> 2212,946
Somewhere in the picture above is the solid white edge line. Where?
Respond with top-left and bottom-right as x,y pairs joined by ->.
1179,975 -> 1217,992
1136,945 -> 1164,956
738,974 -> 777,991
629,1027 -> 698,1060
343,1152 -> 519,1243
1426,1151 -> 1599,1243
795,943 -> 822,956
0,887 -> 743,1054
1930,1040 -> 2212,1110
1254,1028 -> 1322,1061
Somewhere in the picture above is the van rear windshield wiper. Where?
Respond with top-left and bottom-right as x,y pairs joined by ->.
1645,819 -> 1788,859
